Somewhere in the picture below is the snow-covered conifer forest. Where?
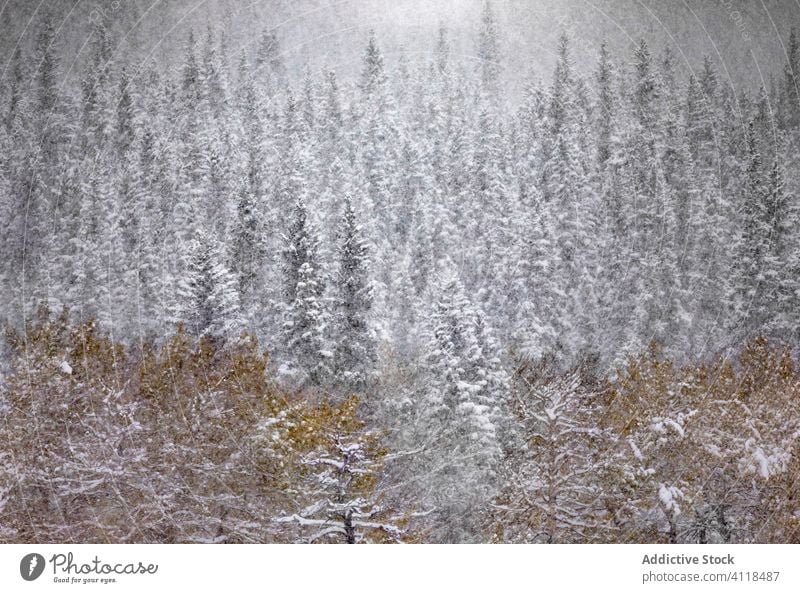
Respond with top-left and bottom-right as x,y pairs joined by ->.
2,0 -> 800,543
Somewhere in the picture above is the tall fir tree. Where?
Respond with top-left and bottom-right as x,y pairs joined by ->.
476,1 -> 501,99
280,200 -> 330,386
177,230 -> 241,339
332,197 -> 376,393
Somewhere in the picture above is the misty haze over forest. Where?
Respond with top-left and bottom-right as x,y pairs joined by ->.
2,0 -> 800,545
2,0 -> 799,97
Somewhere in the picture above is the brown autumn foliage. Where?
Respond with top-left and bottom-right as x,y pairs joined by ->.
0,308 -> 405,543
490,339 -> 800,544
1,310 -> 799,543
599,339 -> 800,543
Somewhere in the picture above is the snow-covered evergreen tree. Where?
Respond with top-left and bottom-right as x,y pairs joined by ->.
177,231 -> 241,339
280,200 -> 330,386
420,266 -> 508,542
332,197 -> 376,393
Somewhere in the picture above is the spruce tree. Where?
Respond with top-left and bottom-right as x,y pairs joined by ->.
595,42 -> 616,167
784,28 -> 800,128
177,231 -> 241,339
280,200 -> 330,386
476,1 -> 501,98
231,187 -> 264,306
436,23 -> 450,77
421,267 -> 506,542
360,30 -> 387,100
730,121 -> 770,336
333,198 -> 375,392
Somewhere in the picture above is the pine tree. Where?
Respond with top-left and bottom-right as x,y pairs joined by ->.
116,67 -> 135,156
201,27 -> 225,121
127,124 -> 165,339
173,75 -> 214,279
476,1 -> 501,99
632,39 -> 658,131
280,200 -> 330,386
255,30 -> 287,96
23,16 -> 69,306
360,30 -> 387,100
731,121 -> 771,336
301,67 -> 316,134
541,34 -> 599,359
321,70 -> 343,144
333,198 -> 376,393
699,56 -> 718,109
595,42 -> 616,167
763,155 -> 795,337
177,231 -> 241,339
784,28 -> 800,128
4,46 -> 24,131
181,30 -> 201,107
421,268 -> 507,542
231,187 -> 264,307
436,23 -> 450,77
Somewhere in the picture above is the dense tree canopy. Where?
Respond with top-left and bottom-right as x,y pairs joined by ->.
2,2 -> 800,543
